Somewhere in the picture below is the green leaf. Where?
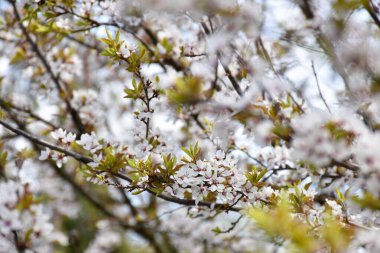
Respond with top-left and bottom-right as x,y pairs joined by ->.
352,192 -> 380,211
115,29 -> 121,43
212,227 -> 222,234
335,188 -> 345,202
304,182 -> 313,191
257,168 -> 268,182
105,28 -> 112,40
35,24 -> 50,33
0,151 -> 8,173
99,38 -> 114,46
167,77 -> 203,104
10,48 -> 26,65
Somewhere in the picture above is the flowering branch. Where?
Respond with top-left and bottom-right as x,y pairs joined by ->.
0,119 -> 241,212
9,0 -> 86,134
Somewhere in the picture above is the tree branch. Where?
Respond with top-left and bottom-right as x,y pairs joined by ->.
311,61 -> 332,113
0,119 -> 92,163
9,0 -> 86,134
0,119 -> 241,212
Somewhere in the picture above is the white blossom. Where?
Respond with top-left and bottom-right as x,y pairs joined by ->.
77,132 -> 102,153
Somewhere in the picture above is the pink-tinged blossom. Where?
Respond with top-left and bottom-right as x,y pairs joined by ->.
347,230 -> 380,253
291,112 -> 357,167
133,140 -> 153,158
51,128 -> 66,141
51,153 -> 68,168
254,120 -> 274,145
0,208 -> 22,234
191,184 -> 207,205
51,129 -> 76,144
165,183 -> 185,198
77,132 -> 102,153
0,180 -> 66,252
215,150 -> 226,160
219,187 -> 235,203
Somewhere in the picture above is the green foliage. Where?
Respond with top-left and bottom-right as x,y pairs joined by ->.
0,108 -> 7,120
288,182 -> 314,213
249,196 -> 353,253
159,38 -> 174,54
99,29 -> 125,61
124,79 -> 144,100
272,123 -> 292,142
325,121 -> 355,144
352,192 -> 380,211
249,198 -> 318,253
97,153 -> 127,174
162,154 -> 181,173
245,165 -> 267,187
181,142 -> 200,163
10,48 -> 26,65
167,77 -> 203,104
0,149 -> 8,177
321,213 -> 354,253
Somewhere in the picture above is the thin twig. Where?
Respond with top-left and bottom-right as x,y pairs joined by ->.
148,206 -> 186,222
0,98 -> 58,129
311,61 -> 332,113
201,20 -> 243,96
219,215 -> 244,233
9,0 -> 86,134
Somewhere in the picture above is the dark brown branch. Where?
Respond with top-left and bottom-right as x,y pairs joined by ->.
363,0 -> 380,28
0,119 -> 241,212
332,160 -> 360,172
0,98 -> 58,129
0,119 -> 92,163
0,117 -> 135,230
183,53 -> 207,58
1,116 -> 172,253
115,172 -> 241,212
110,174 -> 139,217
9,0 -> 86,134
219,57 -> 243,96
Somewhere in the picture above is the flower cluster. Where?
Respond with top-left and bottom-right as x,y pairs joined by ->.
291,112 -> 358,167
0,180 -> 67,253
39,128 -> 76,168
165,150 -> 278,207
3,0 -> 380,252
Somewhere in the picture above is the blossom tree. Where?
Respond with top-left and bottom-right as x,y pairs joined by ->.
0,0 -> 380,252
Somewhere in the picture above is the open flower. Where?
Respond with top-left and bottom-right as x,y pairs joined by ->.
51,128 -> 76,144
39,148 -> 52,160
77,132 -> 102,153
51,129 -> 67,141
52,153 -> 68,168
